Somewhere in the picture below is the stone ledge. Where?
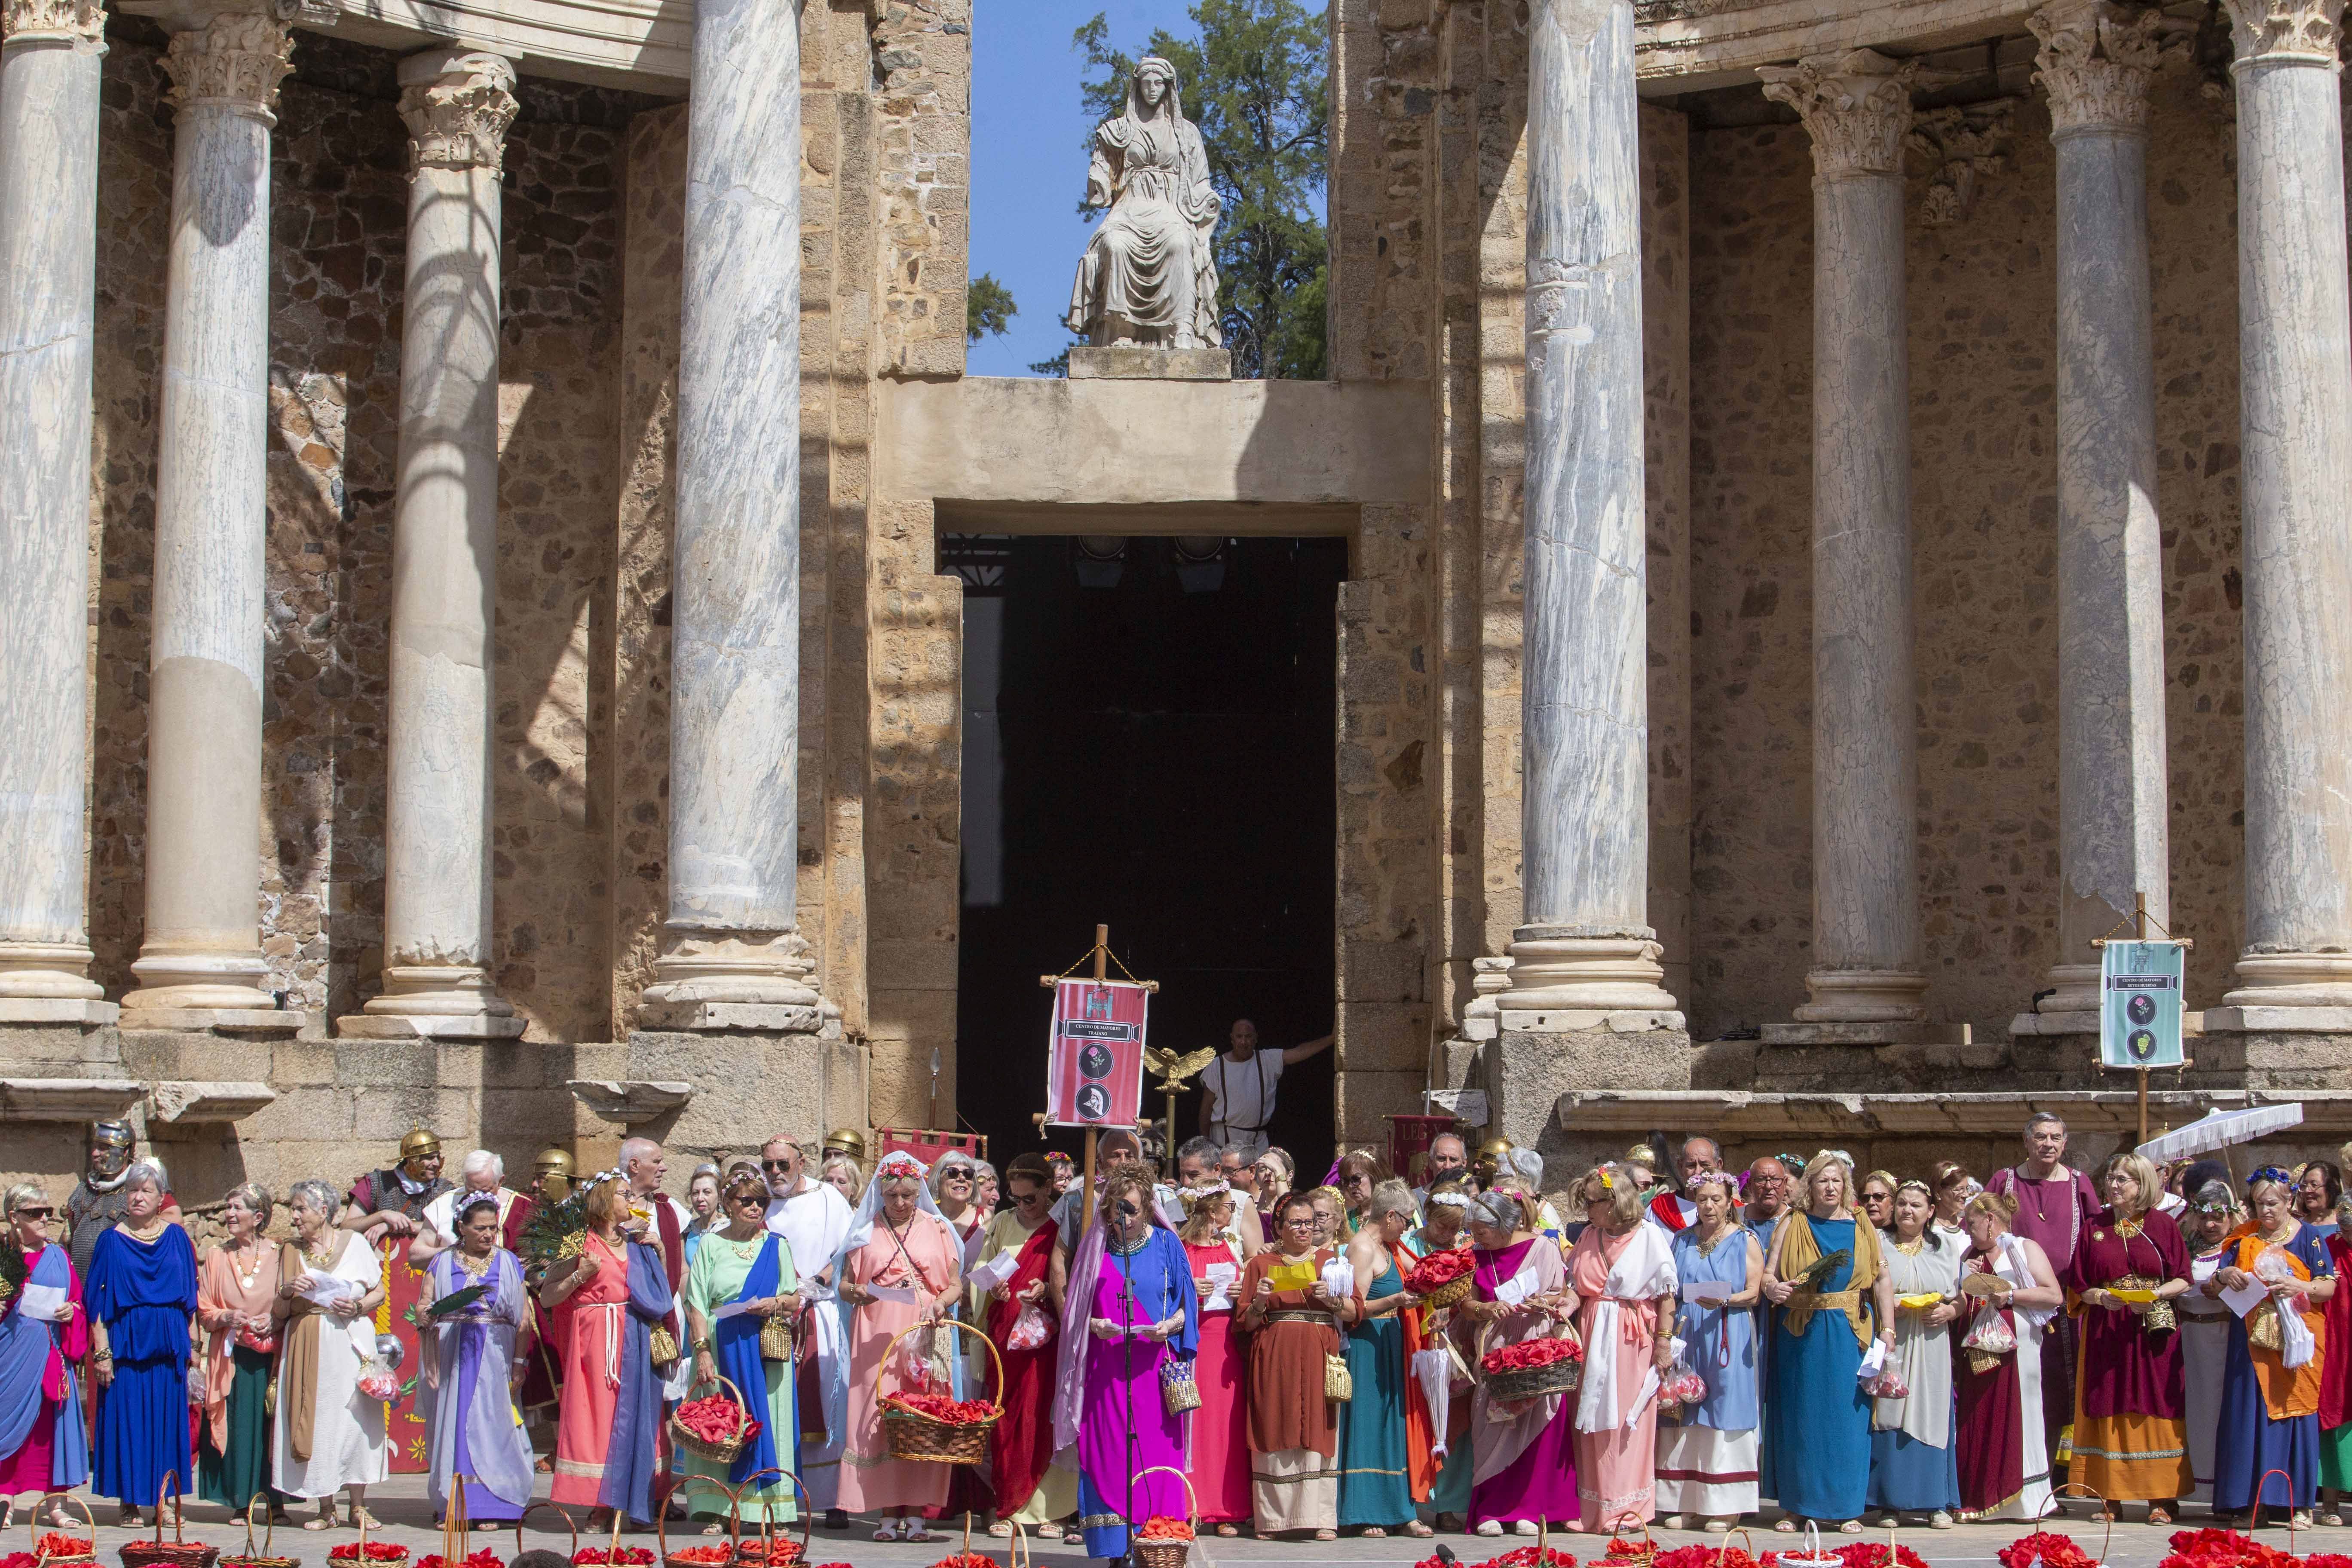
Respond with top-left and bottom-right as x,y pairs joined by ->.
634,1000 -> 839,1035
147,1080 -> 278,1124
2010,1011 -> 2101,1038
0,1077 -> 145,1121
116,1007 -> 307,1035
1067,345 -> 1232,381
567,1078 -> 695,1124
2202,1006 -> 2352,1034
1554,1086 -> 2352,1138
0,998 -> 120,1026
1759,1021 -> 1974,1046
1500,1008 -> 1686,1034
334,1012 -> 530,1041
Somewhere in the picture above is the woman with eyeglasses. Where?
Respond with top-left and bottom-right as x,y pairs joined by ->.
1235,1188 -> 1343,1540
976,1155 -> 1076,1540
0,1184 -> 88,1531
679,1168 -> 801,1532
1458,1185 -> 1577,1536
1254,1149 -> 1295,1230
2209,1167 -> 2334,1526
196,1183 -> 287,1521
2175,1167 -> 2239,1507
1178,1181 -> 1252,1536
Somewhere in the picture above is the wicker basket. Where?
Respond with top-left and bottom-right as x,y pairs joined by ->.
1127,1464 -> 1200,1568
1415,1271 -> 1475,1312
508,1504 -> 577,1568
121,1476 -> 219,1568
323,1506 -> 407,1568
1483,1354 -> 1583,1403
219,1496 -> 300,1568
671,1374 -> 759,1465
723,1468 -> 813,1567
31,1492 -> 99,1568
1603,1521 -> 1654,1568
875,1321 -> 1004,1466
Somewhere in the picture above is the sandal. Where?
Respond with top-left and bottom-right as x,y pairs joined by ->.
1774,1519 -> 1799,1533
872,1523 -> 903,1543
348,1509 -> 382,1532
1362,1528 -> 1388,1539
303,1504 -> 337,1532
1216,1525 -> 1240,1538
1704,1519 -> 1740,1534
1313,1530 -> 1338,1542
986,1522 -> 1013,1539
1839,1520 -> 1865,1534
2153,1507 -> 2178,1526
1476,1522 -> 1504,1538
905,1525 -> 941,1544
1404,1522 -> 1435,1538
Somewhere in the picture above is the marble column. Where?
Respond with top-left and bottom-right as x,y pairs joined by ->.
0,0 -> 110,1019
1758,51 -> 1929,1029
1495,0 -> 1681,1029
638,0 -> 827,1025
2212,0 -> 2352,1026
118,2 -> 297,1024
2016,1 -> 2170,1030
342,50 -> 524,1039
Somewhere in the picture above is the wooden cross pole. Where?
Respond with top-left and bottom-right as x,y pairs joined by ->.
2091,891 -> 2194,1148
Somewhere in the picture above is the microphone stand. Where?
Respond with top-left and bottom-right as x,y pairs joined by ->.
1118,1212 -> 1143,1568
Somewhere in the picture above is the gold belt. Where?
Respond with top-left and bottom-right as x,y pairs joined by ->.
1263,1310 -> 1334,1326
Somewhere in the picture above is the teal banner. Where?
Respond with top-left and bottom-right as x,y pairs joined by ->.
2101,939 -> 2186,1069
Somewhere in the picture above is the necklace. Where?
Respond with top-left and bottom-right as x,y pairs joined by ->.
1109,1228 -> 1151,1257
1692,1224 -> 1736,1258
1893,1234 -> 1927,1256
729,1230 -> 766,1260
300,1232 -> 337,1267
122,1218 -> 167,1243
230,1238 -> 266,1290
453,1248 -> 493,1278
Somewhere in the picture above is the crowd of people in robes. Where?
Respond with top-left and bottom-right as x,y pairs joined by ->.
15,1110 -> 2352,1563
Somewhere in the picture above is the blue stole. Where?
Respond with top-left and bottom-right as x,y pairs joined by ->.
715,1235 -> 784,1484
0,1246 -> 87,1483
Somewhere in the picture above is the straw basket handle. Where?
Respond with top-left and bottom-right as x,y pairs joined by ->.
1006,1522 -> 1031,1568
2049,1481 -> 2112,1566
655,1476 -> 741,1562
725,1468 -> 814,1559
1714,1526 -> 1757,1568
870,1318 -> 1005,1414
158,1470 -> 187,1543
444,1476 -> 469,1567
2250,1467 -> 2298,1554
244,1495 -> 276,1562
1131,1464 -> 1202,1532
514,1504 -> 579,1565
32,1492 -> 96,1562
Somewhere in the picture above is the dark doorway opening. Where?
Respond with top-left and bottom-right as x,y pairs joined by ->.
949,533 -> 1345,1179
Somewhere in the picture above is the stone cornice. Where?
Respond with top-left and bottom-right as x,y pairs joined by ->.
1758,49 -> 1920,175
2,0 -> 104,45
398,51 -> 518,173
2221,0 -> 2343,66
161,8 -> 293,122
2032,0 -> 2165,131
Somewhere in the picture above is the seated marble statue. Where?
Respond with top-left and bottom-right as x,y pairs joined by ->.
1065,56 -> 1223,350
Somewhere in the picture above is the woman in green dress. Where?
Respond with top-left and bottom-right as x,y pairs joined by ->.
196,1185 -> 288,1519
682,1168 -> 802,1528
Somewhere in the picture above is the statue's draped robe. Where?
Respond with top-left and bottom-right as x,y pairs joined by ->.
1067,88 -> 1221,349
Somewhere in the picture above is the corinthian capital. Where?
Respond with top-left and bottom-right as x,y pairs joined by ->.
161,7 -> 293,123
1758,49 -> 1920,176
3,0 -> 103,45
2219,0 -> 2342,64
2032,0 -> 2166,132
397,49 -> 518,173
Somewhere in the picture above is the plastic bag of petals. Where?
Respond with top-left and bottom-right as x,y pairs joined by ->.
324,1546 -> 408,1564
570,1550 -> 655,1566
731,1541 -> 802,1566
1865,1367 -> 1910,1400
1480,1337 -> 1584,1375
418,1550 -> 503,1568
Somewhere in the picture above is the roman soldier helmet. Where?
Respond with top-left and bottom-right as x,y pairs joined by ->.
533,1146 -> 575,1203
1474,1136 -> 1514,1185
90,1119 -> 135,1179
401,1127 -> 442,1164
823,1129 -> 868,1163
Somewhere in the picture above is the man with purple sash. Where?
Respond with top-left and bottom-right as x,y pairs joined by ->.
0,1185 -> 89,1526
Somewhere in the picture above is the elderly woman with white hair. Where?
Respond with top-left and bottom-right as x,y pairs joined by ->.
86,1159 -> 197,1526
1458,1185 -> 1579,1535
273,1177 -> 388,1528
834,1151 -> 964,1540
0,1182 -> 89,1530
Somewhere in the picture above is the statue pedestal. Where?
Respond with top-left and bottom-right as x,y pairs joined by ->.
1069,346 -> 1231,381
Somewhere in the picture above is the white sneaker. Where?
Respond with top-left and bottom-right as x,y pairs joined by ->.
1476,1521 -> 1504,1538
1515,1520 -> 1540,1537
1661,1516 -> 1688,1531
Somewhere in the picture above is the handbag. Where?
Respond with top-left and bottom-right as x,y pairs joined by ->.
1325,1351 -> 1353,1402
649,1323 -> 680,1366
760,1311 -> 795,1363
1161,1355 -> 1201,1415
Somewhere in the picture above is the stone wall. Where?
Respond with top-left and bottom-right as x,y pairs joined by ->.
1686,66 -> 2248,1044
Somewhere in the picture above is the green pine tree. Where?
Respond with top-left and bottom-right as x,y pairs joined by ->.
1063,0 -> 1329,381
967,272 -> 1018,343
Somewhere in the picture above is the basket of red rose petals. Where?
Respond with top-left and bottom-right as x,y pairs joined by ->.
877,1323 -> 1004,1465
723,1469 -> 813,1568
1403,1248 -> 1476,1311
219,1496 -> 300,1568
1480,1334 -> 1584,1402
31,1494 -> 97,1568
654,1476 -> 743,1568
568,1549 -> 652,1565
1130,1467 -> 1201,1568
322,1545 -> 407,1565
510,1505 -> 577,1568
120,1477 -> 217,1568
672,1376 -> 762,1466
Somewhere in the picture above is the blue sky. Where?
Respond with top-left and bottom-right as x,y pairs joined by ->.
967,1 -> 1204,377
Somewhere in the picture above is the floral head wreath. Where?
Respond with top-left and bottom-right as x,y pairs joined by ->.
453,1189 -> 502,1222
2251,1165 -> 2294,1188
1178,1181 -> 1233,1213
875,1150 -> 930,1182
1427,1189 -> 1473,1211
1684,1168 -> 1740,1199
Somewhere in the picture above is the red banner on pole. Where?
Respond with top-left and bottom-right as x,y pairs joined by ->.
1045,978 -> 1148,1128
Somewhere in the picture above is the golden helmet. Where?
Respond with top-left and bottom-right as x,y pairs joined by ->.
533,1147 -> 575,1179
1625,1141 -> 1662,1171
823,1129 -> 869,1163
400,1127 -> 443,1161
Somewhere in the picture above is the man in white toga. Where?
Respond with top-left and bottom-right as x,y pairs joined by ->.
760,1134 -> 854,1525
1195,1018 -> 1332,1160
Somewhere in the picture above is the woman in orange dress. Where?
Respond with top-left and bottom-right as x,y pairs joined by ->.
541,1173 -> 673,1528
833,1152 -> 965,1542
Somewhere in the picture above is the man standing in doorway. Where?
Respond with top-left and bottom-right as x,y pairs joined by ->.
1196,1018 -> 1332,1159
1985,1112 -> 2099,1478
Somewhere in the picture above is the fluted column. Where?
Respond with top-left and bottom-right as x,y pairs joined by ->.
341,50 -> 524,1040
0,0 -> 110,1020
2016,0 -> 2171,1029
1496,0 -> 1680,1030
1758,51 -> 1929,1029
119,2 -> 297,1025
2212,0 -> 2352,1026
637,0 -> 829,1027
